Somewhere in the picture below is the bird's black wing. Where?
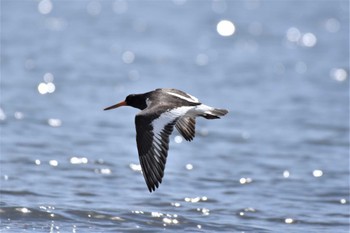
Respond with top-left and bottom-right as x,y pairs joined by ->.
175,117 -> 196,141
135,109 -> 177,192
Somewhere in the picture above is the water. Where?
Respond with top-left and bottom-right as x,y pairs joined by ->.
1,0 -> 349,232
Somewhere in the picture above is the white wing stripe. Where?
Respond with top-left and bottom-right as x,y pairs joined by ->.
151,107 -> 195,152
151,107 -> 191,135
154,154 -> 160,162
153,140 -> 162,151
166,91 -> 199,103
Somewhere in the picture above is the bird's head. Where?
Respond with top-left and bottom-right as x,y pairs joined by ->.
104,94 -> 147,111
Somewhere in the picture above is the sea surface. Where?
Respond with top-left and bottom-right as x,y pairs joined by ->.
1,0 -> 349,232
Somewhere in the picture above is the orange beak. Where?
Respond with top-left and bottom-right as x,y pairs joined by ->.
104,100 -> 127,111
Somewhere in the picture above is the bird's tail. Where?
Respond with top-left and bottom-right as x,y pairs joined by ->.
202,108 -> 228,119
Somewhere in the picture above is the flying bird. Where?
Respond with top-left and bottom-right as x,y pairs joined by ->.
104,88 -> 228,192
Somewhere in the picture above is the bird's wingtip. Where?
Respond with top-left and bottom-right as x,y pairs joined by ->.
148,186 -> 155,193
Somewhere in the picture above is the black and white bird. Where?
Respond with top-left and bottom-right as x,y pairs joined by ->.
104,88 -> 228,192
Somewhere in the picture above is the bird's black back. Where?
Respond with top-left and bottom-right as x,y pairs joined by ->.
148,88 -> 201,108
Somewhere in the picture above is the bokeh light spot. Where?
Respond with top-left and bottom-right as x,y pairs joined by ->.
301,33 -> 317,47
98,168 -> 112,174
239,177 -> 252,184
122,51 -> 135,64
38,83 -> 48,94
340,199 -> 347,204
38,0 -> 52,15
48,118 -> 62,127
217,20 -> 235,37
285,218 -> 294,224
43,72 -> 54,83
0,108 -> 6,121
313,169 -> 323,177
286,27 -> 301,42
70,157 -> 88,164
325,18 -> 340,33
330,68 -> 347,82
295,61 -> 307,74
129,163 -> 142,172
174,135 -> 183,143
46,82 -> 56,93
16,208 -> 31,214
283,170 -> 290,178
14,111 -> 24,120
49,160 -> 58,167
185,163 -> 193,170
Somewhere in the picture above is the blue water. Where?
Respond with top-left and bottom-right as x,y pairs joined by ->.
1,0 -> 349,232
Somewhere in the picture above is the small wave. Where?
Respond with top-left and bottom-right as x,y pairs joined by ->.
0,190 -> 47,197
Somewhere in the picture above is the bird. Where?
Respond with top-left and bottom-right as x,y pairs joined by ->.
104,88 -> 228,192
